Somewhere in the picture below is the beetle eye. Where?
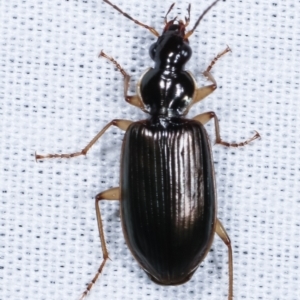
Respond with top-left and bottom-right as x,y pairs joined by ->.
181,44 -> 192,62
149,43 -> 157,60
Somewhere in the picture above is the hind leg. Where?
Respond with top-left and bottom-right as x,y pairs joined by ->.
215,218 -> 233,300
79,187 -> 120,300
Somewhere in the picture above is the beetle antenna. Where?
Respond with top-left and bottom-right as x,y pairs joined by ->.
184,0 -> 221,40
164,3 -> 176,24
185,4 -> 191,27
103,0 -> 160,37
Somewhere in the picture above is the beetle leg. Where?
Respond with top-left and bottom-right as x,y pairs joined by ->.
205,46 -> 231,74
99,51 -> 145,110
79,187 -> 120,300
192,82 -> 217,106
192,46 -> 231,106
215,218 -> 233,300
193,111 -> 260,147
35,119 -> 132,160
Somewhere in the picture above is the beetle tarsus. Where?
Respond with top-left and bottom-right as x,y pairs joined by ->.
205,45 -> 232,74
216,130 -> 260,148
79,257 -> 109,300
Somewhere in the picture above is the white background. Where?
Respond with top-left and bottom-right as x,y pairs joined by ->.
1,0 -> 299,299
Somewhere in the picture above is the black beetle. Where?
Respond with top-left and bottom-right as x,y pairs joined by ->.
36,0 -> 260,299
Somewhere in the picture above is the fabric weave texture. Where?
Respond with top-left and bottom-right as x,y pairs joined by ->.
0,1 -> 299,299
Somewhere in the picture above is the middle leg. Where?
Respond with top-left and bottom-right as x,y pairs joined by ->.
193,111 -> 260,147
35,119 -> 132,160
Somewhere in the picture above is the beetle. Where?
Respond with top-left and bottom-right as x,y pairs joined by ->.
36,0 -> 260,299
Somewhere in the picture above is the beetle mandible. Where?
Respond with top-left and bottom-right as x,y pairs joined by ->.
36,0 -> 260,299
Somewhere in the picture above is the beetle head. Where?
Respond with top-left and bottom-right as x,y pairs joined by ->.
149,20 -> 192,69
149,1 -> 221,68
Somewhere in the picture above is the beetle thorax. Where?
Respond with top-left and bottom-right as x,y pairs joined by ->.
137,27 -> 195,118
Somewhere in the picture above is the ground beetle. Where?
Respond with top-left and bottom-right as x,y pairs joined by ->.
36,0 -> 260,299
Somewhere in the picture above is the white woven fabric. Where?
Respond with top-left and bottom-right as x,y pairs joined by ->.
1,0 -> 300,299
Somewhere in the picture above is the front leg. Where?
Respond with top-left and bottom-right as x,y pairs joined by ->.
99,51 -> 145,111
191,46 -> 231,107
